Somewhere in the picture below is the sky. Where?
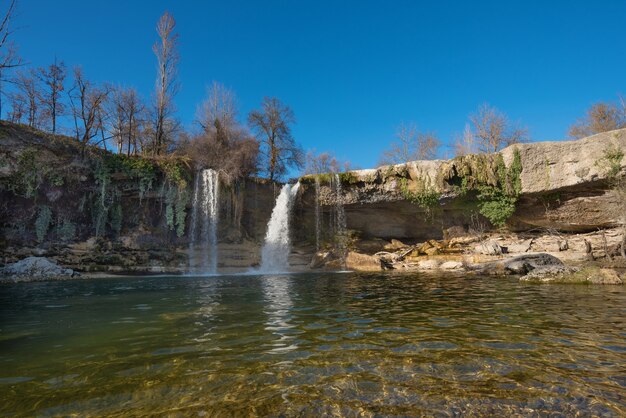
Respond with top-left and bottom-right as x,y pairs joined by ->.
12,0 -> 626,169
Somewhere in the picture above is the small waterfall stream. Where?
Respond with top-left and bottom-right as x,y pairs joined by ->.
259,182 -> 301,273
314,177 -> 321,251
333,174 -> 348,268
189,169 -> 220,273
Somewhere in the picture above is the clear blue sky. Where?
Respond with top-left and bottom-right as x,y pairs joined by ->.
14,0 -> 626,168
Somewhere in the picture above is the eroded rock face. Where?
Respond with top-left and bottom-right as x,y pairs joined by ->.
295,129 -> 626,242
500,130 -> 626,194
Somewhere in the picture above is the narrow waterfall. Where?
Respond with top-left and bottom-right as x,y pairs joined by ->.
314,176 -> 321,251
189,169 -> 220,273
333,174 -> 348,267
259,182 -> 301,272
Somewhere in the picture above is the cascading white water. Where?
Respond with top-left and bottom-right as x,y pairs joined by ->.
333,174 -> 348,268
314,177 -> 321,251
189,169 -> 219,273
259,182 -> 301,273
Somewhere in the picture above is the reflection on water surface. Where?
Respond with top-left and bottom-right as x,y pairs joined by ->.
1,273 -> 624,416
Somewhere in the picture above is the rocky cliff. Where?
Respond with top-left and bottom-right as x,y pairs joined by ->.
0,122 -> 280,273
1,122 -> 625,275
295,129 -> 626,243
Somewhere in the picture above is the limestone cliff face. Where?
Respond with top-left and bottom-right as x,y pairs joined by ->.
295,129 -> 626,242
1,121 -> 625,273
0,122 -> 279,272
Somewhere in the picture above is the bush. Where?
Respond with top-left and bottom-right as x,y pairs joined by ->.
476,149 -> 523,227
35,205 -> 53,242
56,219 -> 76,241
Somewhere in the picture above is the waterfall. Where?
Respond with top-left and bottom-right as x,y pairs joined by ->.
189,169 -> 220,274
259,182 -> 301,273
333,174 -> 348,268
314,177 -> 320,251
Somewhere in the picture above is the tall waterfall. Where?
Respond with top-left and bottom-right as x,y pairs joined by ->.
314,177 -> 321,251
333,174 -> 348,268
189,169 -> 220,273
259,182 -> 301,272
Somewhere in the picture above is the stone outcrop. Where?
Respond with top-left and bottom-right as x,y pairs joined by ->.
1,256 -> 77,282
0,122 -> 281,274
295,129 -> 625,247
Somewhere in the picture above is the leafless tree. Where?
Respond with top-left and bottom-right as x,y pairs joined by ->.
454,123 -> 479,156
6,88 -> 24,122
304,150 -> 351,175
12,68 -> 39,127
0,0 -> 23,117
248,97 -> 303,180
467,104 -> 528,153
37,59 -> 66,133
379,122 -> 441,165
0,0 -> 21,70
151,11 -> 179,155
68,67 -> 110,146
196,81 -> 237,137
108,86 -> 145,155
183,83 -> 259,180
568,101 -> 626,139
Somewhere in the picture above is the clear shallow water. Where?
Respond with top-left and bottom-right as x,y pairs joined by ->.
0,273 -> 625,416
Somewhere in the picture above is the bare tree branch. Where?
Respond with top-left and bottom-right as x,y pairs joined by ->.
467,103 -> 528,153
379,122 -> 441,165
248,97 -> 303,180
568,100 -> 626,139
151,11 -> 179,156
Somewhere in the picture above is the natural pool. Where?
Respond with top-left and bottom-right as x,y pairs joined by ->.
1,273 -> 624,416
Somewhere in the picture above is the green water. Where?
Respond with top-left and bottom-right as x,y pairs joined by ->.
0,273 -> 624,416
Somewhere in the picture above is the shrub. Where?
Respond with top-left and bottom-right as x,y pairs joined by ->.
35,205 -> 53,242
56,219 -> 76,241
476,149 -> 523,227
13,148 -> 40,198
595,144 -> 624,179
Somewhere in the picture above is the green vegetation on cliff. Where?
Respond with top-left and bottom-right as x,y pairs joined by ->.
0,122 -> 194,244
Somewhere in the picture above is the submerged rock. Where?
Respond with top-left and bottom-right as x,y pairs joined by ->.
1,257 -> 77,282
521,266 -> 624,284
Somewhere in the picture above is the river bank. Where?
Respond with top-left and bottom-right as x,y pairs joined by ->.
1,122 -> 625,277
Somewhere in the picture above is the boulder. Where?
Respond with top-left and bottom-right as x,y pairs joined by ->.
416,240 -> 444,256
507,239 -> 533,254
309,251 -> 333,269
345,252 -> 382,272
440,261 -> 463,270
384,239 -> 409,251
475,240 -> 503,256
468,253 -> 565,276
1,257 -> 76,282
503,253 -> 564,275
417,259 -> 440,270
448,235 -> 482,247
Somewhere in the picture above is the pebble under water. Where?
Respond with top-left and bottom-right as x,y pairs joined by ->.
0,272 -> 625,416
